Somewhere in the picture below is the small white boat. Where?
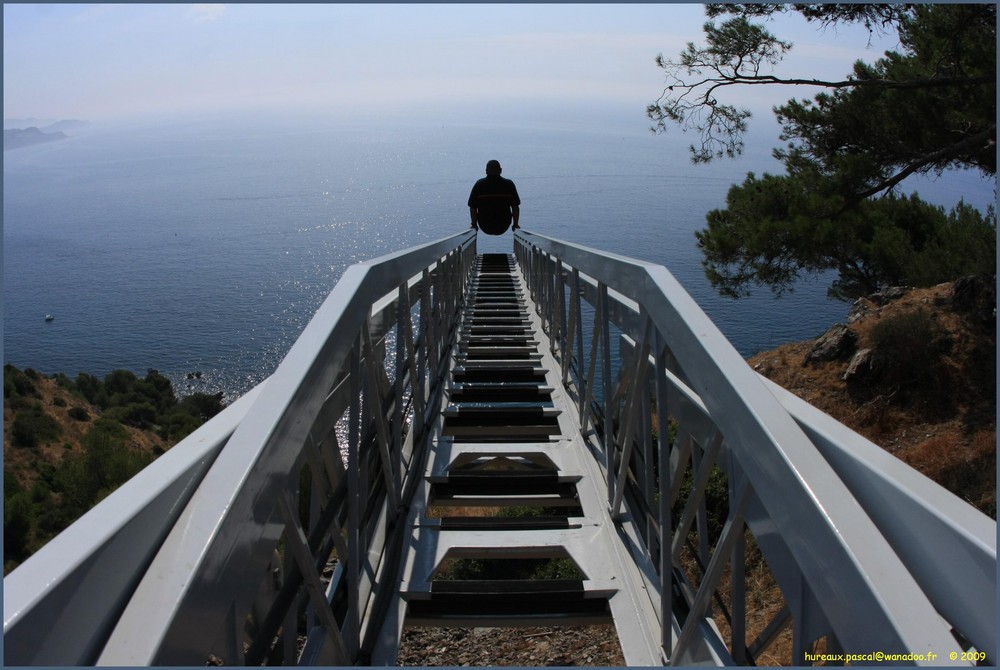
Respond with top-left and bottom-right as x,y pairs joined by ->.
44,314 -> 54,322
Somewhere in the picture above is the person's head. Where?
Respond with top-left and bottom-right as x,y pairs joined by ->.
485,160 -> 502,176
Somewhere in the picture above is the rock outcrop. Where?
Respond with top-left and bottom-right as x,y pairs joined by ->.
805,323 -> 858,365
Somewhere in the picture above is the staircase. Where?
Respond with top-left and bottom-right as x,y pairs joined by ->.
4,231 -> 994,667
371,253 -> 664,664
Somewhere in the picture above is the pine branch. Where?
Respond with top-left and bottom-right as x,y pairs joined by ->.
854,125 -> 997,201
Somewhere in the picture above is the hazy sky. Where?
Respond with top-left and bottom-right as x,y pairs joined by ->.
3,3 -> 899,125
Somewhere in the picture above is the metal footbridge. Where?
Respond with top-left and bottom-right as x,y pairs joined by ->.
4,231 -> 996,666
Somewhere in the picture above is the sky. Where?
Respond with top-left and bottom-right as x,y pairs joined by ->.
2,3 -> 902,127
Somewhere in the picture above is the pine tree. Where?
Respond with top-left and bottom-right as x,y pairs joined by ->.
649,4 -> 996,299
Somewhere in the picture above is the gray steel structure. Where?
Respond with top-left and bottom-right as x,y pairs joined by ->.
3,230 -> 995,666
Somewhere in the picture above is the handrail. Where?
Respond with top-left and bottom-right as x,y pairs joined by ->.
760,375 -> 996,662
514,229 -> 984,665
2,381 -> 267,665
617,329 -> 996,662
96,230 -> 476,665
5,226 -> 993,666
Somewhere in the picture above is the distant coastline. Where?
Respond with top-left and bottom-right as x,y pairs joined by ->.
3,119 -> 90,151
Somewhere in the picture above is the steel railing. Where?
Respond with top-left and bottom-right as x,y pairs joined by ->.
2,382 -> 267,665
5,227 -> 994,667
5,230 -> 477,666
514,229 -> 995,666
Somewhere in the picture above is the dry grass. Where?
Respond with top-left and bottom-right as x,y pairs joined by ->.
693,280 -> 998,665
679,533 -> 793,666
748,281 -> 996,518
3,373 -> 167,491
423,504 -> 504,519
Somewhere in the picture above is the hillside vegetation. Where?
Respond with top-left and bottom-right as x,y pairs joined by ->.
3,366 -> 224,573
749,275 -> 996,517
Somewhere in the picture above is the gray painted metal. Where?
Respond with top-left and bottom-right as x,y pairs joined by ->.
3,228 -> 994,666
761,376 -> 997,662
97,230 -> 476,665
3,381 -> 267,665
371,254 -> 671,666
514,229 -> 990,665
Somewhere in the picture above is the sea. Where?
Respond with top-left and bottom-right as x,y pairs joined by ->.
4,111 -> 995,402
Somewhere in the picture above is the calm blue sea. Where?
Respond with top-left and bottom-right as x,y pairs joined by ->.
4,113 -> 994,401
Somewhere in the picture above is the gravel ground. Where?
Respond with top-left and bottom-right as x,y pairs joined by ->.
396,625 -> 625,666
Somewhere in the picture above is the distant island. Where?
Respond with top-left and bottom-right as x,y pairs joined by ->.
3,119 -> 90,151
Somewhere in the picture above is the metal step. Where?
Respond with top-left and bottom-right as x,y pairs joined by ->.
372,253 -> 663,666
405,580 -> 612,626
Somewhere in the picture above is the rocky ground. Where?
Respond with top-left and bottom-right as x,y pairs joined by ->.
748,275 -> 996,517
396,625 -> 625,666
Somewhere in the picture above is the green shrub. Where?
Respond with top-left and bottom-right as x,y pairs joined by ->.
4,364 -> 39,400
117,401 -> 157,429
4,366 -> 228,565
104,369 -> 138,396
53,419 -> 153,521
869,309 -> 952,409
11,419 -> 37,449
180,392 -> 225,422
53,396 -> 67,408
68,407 -> 90,421
30,479 -> 51,504
34,503 -> 76,539
4,471 -> 24,501
140,369 -> 177,412
74,372 -> 102,404
11,408 -> 62,449
4,492 -> 33,563
673,463 -> 730,546
160,408 -> 204,442
52,373 -> 74,390
36,463 -> 58,489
